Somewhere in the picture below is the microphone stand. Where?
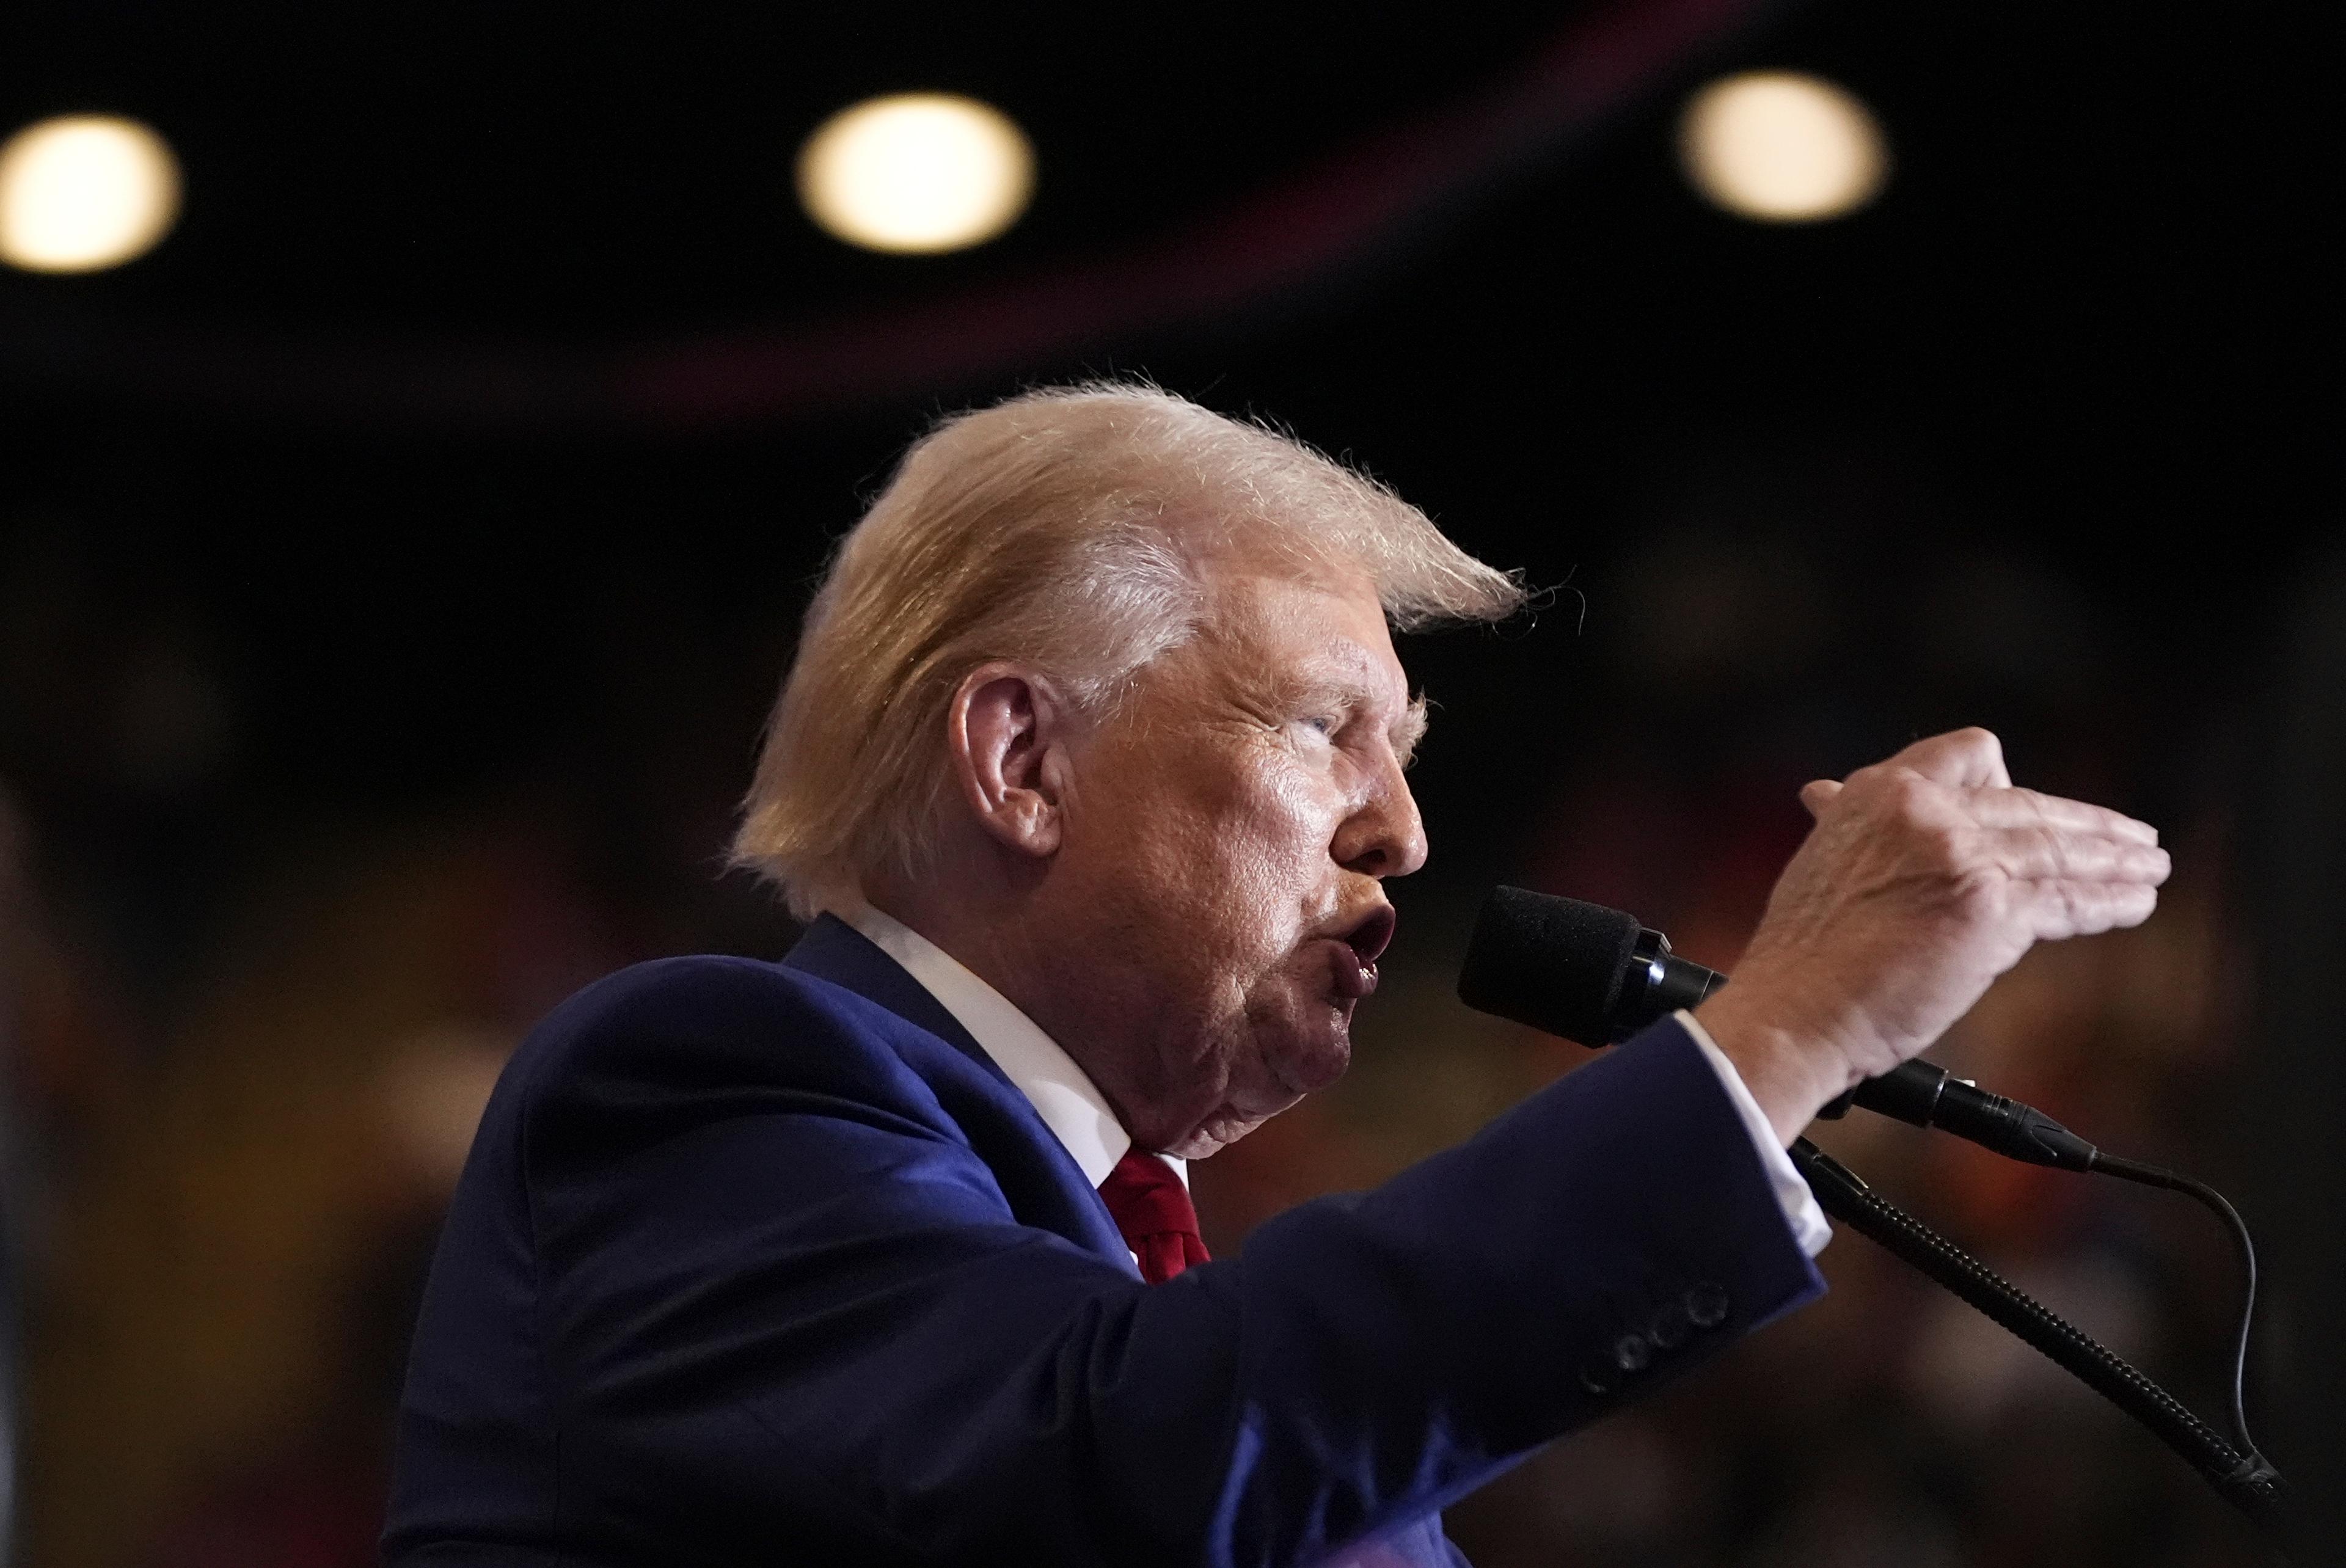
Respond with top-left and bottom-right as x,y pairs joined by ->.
1787,1139 -> 2293,1554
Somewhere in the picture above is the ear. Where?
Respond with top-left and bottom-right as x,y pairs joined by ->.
946,663 -> 1073,860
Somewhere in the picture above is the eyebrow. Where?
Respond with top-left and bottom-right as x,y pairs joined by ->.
1259,653 -> 1426,765
1392,695 -> 1430,770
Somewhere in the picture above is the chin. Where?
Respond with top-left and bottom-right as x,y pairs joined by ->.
1168,1029 -> 1351,1159
1259,1007 -> 1354,1099
1281,1033 -> 1353,1095
1167,983 -> 1357,1156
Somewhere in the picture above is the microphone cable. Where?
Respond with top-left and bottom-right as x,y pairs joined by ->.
2088,1153 -> 2263,1469
1788,1139 -> 2290,1549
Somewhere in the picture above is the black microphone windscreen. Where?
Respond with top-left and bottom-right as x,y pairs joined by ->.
1457,886 -> 1640,1048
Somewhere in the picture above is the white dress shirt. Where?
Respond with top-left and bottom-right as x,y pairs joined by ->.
838,900 -> 1181,1191
832,902 -> 1827,1255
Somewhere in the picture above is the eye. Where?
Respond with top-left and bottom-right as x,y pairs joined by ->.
1300,713 -> 1341,739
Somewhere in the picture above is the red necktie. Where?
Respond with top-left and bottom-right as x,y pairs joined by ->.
1098,1150 -> 1209,1283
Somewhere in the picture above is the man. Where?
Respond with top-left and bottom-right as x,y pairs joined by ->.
385,384 -> 2168,1566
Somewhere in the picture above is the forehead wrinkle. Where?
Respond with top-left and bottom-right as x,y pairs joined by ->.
1183,559 -> 1409,720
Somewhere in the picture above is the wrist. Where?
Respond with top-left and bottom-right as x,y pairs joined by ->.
1690,986 -> 1858,1144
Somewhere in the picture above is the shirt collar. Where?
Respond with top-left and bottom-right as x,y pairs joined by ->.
828,899 -> 1186,1191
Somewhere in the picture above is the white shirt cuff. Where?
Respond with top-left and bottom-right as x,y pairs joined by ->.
1675,1009 -> 1832,1258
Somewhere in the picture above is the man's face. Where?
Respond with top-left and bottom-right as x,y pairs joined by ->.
1044,560 -> 1427,1157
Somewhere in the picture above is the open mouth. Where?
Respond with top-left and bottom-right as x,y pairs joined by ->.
1326,905 -> 1397,1001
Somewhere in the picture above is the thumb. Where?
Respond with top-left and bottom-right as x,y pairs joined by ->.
1799,778 -> 1845,819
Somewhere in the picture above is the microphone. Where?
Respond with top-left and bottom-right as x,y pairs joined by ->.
1456,884 -> 1723,1045
1458,885 -> 2101,1172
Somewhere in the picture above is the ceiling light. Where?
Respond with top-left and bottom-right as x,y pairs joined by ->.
1679,73 -> 1887,224
797,93 -> 1034,254
0,114 -> 181,272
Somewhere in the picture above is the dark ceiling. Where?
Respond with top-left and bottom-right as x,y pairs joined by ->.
0,2 -> 2309,423
1,4 -> 1575,335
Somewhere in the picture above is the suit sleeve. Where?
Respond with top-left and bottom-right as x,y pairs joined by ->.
520,969 -> 1824,1568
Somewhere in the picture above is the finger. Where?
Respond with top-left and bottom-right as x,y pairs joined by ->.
1964,786 -> 2160,847
2018,878 -> 2161,940
1981,826 -> 2172,885
1895,727 -> 2011,789
1799,778 -> 1844,819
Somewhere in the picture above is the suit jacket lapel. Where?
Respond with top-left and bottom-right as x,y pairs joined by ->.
781,914 -> 1014,1086
781,914 -> 1136,1268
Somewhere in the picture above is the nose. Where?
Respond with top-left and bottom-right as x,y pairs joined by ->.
1336,761 -> 1428,879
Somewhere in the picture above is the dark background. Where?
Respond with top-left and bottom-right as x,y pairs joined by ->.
1,2 -> 2331,1565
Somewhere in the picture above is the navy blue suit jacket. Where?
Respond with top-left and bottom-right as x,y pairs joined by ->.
386,915 -> 1824,1566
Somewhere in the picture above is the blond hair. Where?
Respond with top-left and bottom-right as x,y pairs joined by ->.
732,382 -> 1526,917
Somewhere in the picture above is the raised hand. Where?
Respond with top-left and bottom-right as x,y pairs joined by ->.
1694,727 -> 2170,1143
